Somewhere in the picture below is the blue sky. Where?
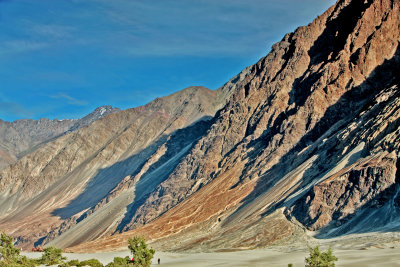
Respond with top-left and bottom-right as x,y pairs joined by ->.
0,0 -> 335,122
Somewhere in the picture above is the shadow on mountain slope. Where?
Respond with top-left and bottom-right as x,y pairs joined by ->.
223,44 -> 400,232
314,181 -> 400,238
51,117 -> 212,232
114,118 -> 212,232
290,0 -> 373,108
51,136 -> 167,220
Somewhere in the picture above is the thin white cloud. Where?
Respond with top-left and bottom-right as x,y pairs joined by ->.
0,0 -> 336,58
0,99 -> 32,118
87,0 -> 336,57
32,24 -> 75,39
0,40 -> 48,56
51,93 -> 88,106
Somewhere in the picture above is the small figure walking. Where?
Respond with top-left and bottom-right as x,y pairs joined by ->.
158,258 -> 160,264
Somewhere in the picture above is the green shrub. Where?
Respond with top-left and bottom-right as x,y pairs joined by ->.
305,245 -> 338,267
17,255 -> 37,267
0,232 -> 20,261
40,246 -> 66,265
128,236 -> 155,267
0,232 -> 37,266
67,259 -> 80,266
58,259 -> 81,266
68,259 -> 80,266
105,256 -> 131,267
105,256 -> 128,267
79,258 -> 103,267
0,255 -> 36,267
0,232 -> 157,267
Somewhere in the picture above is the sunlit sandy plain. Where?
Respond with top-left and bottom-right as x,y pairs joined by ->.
22,232 -> 400,266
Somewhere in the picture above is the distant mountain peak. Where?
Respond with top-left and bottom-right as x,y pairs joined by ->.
0,105 -> 121,170
70,105 -> 121,130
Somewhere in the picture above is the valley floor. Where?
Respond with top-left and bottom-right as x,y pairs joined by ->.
23,246 -> 400,266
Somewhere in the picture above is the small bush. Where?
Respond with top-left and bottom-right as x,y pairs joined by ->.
79,258 -> 103,267
68,259 -> 80,266
105,256 -> 131,267
128,236 -> 155,267
0,232 -> 20,261
0,232 -> 37,266
17,255 -> 36,267
58,259 -> 81,266
67,259 -> 80,266
305,245 -> 338,267
40,246 -> 66,265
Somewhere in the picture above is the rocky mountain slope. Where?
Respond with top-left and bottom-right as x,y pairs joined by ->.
0,74 -> 246,248
1,0 -> 399,252
0,105 -> 119,170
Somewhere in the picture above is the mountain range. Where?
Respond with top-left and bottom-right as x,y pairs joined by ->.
0,106 -> 120,170
0,0 -> 399,253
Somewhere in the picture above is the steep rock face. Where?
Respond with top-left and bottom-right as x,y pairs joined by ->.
290,85 -> 400,233
291,152 -> 398,231
0,105 -> 119,170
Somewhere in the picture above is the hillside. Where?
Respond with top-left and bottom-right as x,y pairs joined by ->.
0,75 -> 247,248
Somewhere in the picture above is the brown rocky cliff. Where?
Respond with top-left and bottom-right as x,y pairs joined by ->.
289,85 -> 400,233
291,151 -> 399,231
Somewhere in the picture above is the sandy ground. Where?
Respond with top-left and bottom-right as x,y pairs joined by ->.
22,246 -> 400,266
